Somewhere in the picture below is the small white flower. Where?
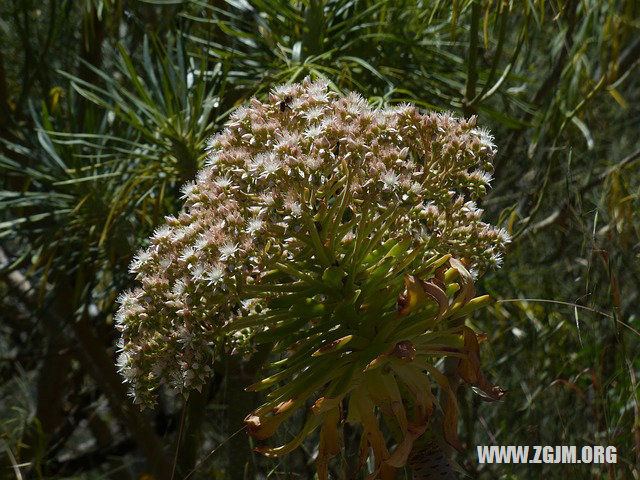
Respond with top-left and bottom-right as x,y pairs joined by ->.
204,265 -> 225,286
179,247 -> 197,264
471,169 -> 493,184
206,135 -> 218,151
271,84 -> 296,99
409,182 -> 422,194
423,203 -> 440,218
260,155 -> 281,178
194,235 -> 209,251
206,153 -> 222,167
489,250 -> 504,267
303,124 -> 324,140
345,92 -> 367,114
169,370 -> 185,390
116,291 -> 137,312
284,196 -> 302,217
230,106 -> 248,122
259,192 -> 276,207
248,154 -> 267,173
173,228 -> 188,244
213,175 -> 233,189
159,257 -> 172,270
498,228 -> 512,244
130,250 -> 153,273
219,242 -> 238,261
381,171 -> 400,190
172,280 -> 186,297
290,203 -> 302,216
178,328 -> 196,346
180,182 -> 197,200
116,351 -> 130,371
473,127 -> 495,150
304,107 -> 325,122
196,168 -> 213,184
462,201 -> 478,212
304,155 -> 323,171
307,78 -> 328,96
246,217 -> 264,235
153,225 -> 172,242
190,264 -> 206,282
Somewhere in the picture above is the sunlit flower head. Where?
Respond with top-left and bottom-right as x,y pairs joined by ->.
115,77 -> 506,406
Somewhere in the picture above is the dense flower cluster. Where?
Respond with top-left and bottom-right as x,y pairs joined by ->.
115,78 -> 509,406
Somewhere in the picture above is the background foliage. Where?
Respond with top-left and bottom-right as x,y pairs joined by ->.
0,0 -> 639,478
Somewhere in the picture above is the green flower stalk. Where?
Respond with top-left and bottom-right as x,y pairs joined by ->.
115,78 -> 508,478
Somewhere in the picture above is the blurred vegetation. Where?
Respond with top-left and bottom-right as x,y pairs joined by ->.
0,0 -> 638,479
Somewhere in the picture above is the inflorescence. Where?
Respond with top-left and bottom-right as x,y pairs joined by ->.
115,78 -> 509,406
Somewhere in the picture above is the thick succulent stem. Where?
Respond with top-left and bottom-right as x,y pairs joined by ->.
411,339 -> 463,480
409,441 -> 457,480
225,345 -> 272,478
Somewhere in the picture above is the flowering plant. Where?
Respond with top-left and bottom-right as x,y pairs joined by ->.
116,78 -> 508,478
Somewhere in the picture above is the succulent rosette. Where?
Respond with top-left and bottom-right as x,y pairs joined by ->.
115,78 -> 508,478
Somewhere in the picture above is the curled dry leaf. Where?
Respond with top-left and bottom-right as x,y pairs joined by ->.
458,326 -> 506,402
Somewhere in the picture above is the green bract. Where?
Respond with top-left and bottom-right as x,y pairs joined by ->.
115,78 -> 508,477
